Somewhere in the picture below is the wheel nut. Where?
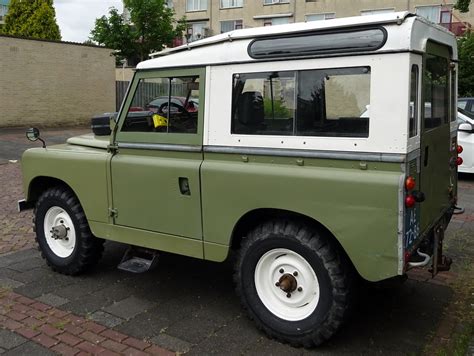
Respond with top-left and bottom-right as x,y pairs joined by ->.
293,271 -> 298,276
279,268 -> 284,274
298,287 -> 303,292
286,293 -> 291,298
275,282 -> 280,287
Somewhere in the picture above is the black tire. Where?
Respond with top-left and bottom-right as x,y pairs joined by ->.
34,187 -> 104,275
234,220 -> 352,347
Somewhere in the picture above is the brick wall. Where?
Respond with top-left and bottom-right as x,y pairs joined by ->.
0,36 -> 115,128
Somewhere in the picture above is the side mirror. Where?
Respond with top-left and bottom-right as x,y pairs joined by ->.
26,128 -> 46,148
26,128 -> 40,142
458,123 -> 474,133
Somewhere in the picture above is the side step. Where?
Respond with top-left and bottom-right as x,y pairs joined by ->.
117,246 -> 159,273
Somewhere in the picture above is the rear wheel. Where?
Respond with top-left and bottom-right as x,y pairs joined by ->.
234,220 -> 352,347
34,187 -> 104,275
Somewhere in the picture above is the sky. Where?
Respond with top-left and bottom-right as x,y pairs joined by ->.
54,0 -> 123,43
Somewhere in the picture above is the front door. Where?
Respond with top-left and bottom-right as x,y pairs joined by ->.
110,68 -> 205,239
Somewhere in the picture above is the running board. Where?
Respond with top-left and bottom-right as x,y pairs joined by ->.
117,246 -> 159,273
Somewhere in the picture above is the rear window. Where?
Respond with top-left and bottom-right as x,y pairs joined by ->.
423,54 -> 449,130
232,67 -> 370,138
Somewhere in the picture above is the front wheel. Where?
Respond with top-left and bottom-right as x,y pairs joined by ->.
234,221 -> 352,347
34,187 -> 104,275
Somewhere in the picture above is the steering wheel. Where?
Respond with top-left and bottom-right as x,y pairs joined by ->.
158,101 -> 192,120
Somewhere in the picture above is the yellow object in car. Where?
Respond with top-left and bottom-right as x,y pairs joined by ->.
153,114 -> 168,128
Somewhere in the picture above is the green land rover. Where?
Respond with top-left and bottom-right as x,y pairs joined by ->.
19,12 -> 461,346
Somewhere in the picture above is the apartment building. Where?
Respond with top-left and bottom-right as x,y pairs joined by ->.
0,0 -> 10,25
169,0 -> 472,43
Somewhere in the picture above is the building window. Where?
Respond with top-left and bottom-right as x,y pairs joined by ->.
264,17 -> 290,26
0,4 -> 8,18
360,8 -> 395,16
220,0 -> 243,8
305,13 -> 335,21
187,22 -> 207,42
221,20 -> 243,33
186,0 -> 207,12
264,0 -> 290,5
165,0 -> 174,8
416,5 -> 442,23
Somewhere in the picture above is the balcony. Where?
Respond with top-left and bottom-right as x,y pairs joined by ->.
440,21 -> 472,36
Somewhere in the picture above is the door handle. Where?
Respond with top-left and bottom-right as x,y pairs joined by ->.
179,177 -> 191,196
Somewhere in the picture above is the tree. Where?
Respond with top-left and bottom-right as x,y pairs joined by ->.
90,0 -> 186,65
454,0 -> 471,13
3,0 -> 61,41
90,8 -> 137,64
457,33 -> 474,97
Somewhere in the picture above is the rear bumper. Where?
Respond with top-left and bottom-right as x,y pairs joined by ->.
404,206 -> 454,273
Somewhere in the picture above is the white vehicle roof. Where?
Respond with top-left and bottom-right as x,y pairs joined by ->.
137,12 -> 457,70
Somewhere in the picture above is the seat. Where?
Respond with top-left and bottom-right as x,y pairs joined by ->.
236,91 -> 265,133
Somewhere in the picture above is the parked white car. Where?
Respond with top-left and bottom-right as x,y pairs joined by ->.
458,108 -> 474,173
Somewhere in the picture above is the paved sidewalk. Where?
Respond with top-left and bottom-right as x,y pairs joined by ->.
0,126 -> 89,163
0,127 -> 473,354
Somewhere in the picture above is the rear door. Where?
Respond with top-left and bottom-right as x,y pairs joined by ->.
419,42 -> 456,232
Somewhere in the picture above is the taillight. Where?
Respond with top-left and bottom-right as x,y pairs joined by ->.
456,157 -> 463,166
404,250 -> 411,262
405,176 -> 416,191
457,145 -> 463,154
405,195 -> 416,208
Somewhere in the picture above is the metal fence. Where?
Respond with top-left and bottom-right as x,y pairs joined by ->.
116,81 -> 131,111
116,81 -> 190,112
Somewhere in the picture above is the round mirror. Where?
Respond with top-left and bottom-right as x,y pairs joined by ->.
26,127 -> 40,142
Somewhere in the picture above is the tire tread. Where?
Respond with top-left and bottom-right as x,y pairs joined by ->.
234,219 -> 352,347
34,187 -> 104,275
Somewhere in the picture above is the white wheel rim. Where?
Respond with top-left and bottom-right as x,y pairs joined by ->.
254,248 -> 319,321
43,206 -> 76,258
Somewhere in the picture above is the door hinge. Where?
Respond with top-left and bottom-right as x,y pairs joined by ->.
108,144 -> 118,153
108,208 -> 118,218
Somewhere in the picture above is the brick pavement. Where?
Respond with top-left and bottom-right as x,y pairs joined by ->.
0,289 -> 172,355
0,163 -> 35,255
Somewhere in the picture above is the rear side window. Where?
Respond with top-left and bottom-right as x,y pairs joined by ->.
409,65 -> 419,137
232,67 -> 370,138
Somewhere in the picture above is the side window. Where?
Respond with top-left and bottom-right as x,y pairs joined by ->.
231,72 -> 296,135
232,67 -> 370,138
424,54 -> 449,130
409,65 -> 419,137
298,67 -> 370,137
458,100 -> 467,110
122,76 -> 200,134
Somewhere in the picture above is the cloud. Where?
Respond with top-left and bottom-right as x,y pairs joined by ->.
54,0 -> 123,43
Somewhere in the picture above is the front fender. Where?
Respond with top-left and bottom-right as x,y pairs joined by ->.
21,144 -> 111,224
